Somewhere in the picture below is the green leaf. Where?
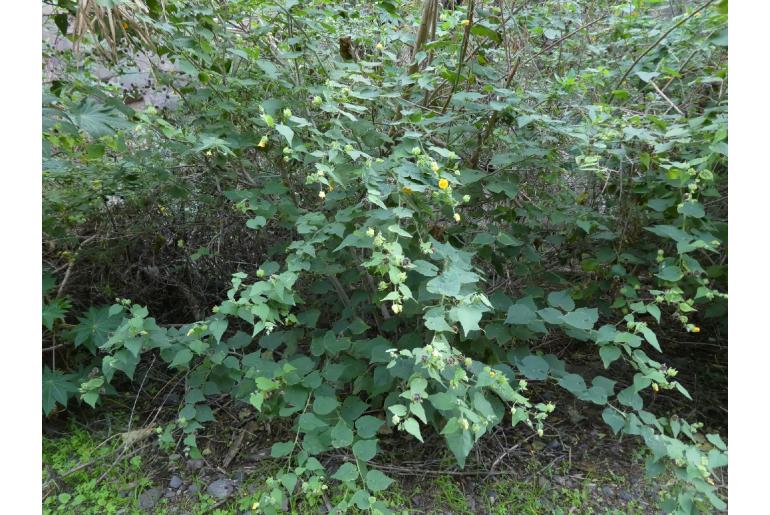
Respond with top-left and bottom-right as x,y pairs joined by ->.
635,70 -> 660,83
562,308 -> 598,330
617,386 -> 643,410
424,307 -> 454,332
209,319 -> 228,343
366,470 -> 394,492
247,216 -> 267,229
706,434 -> 727,451
411,260 -> 439,277
519,355 -> 549,380
42,367 -> 78,415
645,225 -> 690,242
331,421 -> 354,448
647,304 -> 661,323
279,472 -> 297,493
256,59 -> 279,79
449,304 -> 484,336
656,266 -> 683,282
470,24 -> 501,42
355,416 -> 384,439
426,266 -> 479,298
602,408 -> 625,434
677,201 -> 705,218
558,373 -> 587,395
331,463 -> 358,482
599,345 -> 622,368
313,395 -> 339,415
43,300 -> 69,330
68,98 -> 131,138
352,439 -> 377,461
537,307 -> 563,325
403,417 -> 423,442
429,392 -> 457,411
505,304 -> 536,325
639,326 -> 661,352
547,290 -> 575,311
298,412 -> 328,432
444,426 -> 474,468
276,124 -> 294,145
270,441 -> 295,458
171,348 -> 194,368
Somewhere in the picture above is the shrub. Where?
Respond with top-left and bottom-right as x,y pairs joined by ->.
43,0 -> 728,512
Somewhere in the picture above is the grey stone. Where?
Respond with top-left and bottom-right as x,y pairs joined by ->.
207,479 -> 235,500
186,484 -> 199,495
139,487 -> 162,509
602,486 -> 614,497
619,490 -> 634,502
169,475 -> 183,489
186,459 -> 204,470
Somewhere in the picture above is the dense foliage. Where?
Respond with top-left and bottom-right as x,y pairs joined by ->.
43,0 -> 728,512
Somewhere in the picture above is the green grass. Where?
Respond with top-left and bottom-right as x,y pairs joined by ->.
44,426 -> 656,514
43,426 -> 149,514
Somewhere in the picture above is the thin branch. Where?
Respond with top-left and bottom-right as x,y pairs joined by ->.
613,0 -> 717,92
56,234 -> 98,298
441,0 -> 475,113
470,14 -> 608,167
650,80 -> 684,115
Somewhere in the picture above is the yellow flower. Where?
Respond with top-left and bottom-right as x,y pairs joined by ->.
461,19 -> 471,26
257,136 -> 268,148
652,383 -> 659,393
454,213 -> 461,222
438,178 -> 449,190
692,326 -> 701,333
318,190 -> 326,199
122,22 -> 128,30
375,43 -> 384,51
402,186 -> 413,194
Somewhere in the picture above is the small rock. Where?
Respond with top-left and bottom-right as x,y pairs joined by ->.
602,486 -> 614,497
207,479 -> 235,500
619,490 -> 634,502
187,484 -> 199,495
186,459 -> 204,471
164,488 -> 176,498
139,487 -> 162,510
169,475 -> 183,489
546,440 -> 561,451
